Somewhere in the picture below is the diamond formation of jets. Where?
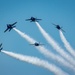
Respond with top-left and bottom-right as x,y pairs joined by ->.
2,19 -> 65,51
26,17 -> 42,22
0,43 -> 3,51
30,42 -> 44,46
52,23 -> 65,32
4,22 -> 17,33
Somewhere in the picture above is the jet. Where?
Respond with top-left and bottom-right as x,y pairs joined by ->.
4,22 -> 17,32
26,17 -> 42,22
52,23 -> 65,32
0,43 -> 3,51
30,42 -> 44,46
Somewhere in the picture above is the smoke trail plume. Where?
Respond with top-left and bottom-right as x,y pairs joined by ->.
35,22 -> 75,66
1,50 -> 68,75
59,30 -> 75,58
14,28 -> 35,44
13,28 -> 75,70
36,46 -> 75,71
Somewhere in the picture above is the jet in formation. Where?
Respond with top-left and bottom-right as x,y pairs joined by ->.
0,43 -> 3,51
4,22 -> 17,33
30,42 -> 44,46
52,23 -> 65,32
26,17 -> 42,22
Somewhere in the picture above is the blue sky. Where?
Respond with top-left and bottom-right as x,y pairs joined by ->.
0,0 -> 75,75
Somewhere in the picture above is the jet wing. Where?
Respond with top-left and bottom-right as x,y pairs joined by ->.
12,22 -> 17,26
36,19 -> 42,20
4,28 -> 9,33
0,47 -> 3,51
26,19 -> 31,21
52,23 -> 57,26
0,43 -> 2,47
61,29 -> 65,32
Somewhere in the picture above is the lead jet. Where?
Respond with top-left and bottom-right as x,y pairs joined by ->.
30,42 -> 44,46
4,22 -> 17,33
26,17 -> 42,22
0,43 -> 3,51
52,23 -> 65,32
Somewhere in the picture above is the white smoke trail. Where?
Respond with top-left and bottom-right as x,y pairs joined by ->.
36,46 -> 75,71
35,22 -> 75,66
13,28 -> 75,70
13,28 -> 35,43
59,30 -> 75,58
1,50 -> 68,75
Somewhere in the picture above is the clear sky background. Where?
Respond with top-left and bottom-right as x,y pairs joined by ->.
0,0 -> 75,75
